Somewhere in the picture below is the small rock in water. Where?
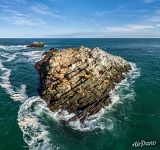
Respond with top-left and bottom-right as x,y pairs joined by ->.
35,46 -> 131,123
27,42 -> 44,48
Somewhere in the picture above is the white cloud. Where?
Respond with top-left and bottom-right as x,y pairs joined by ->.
30,2 -> 65,19
3,14 -> 47,26
30,2 -> 52,15
105,24 -> 155,33
0,3 -> 47,26
0,1 -> 64,26
15,0 -> 27,3
94,11 -> 107,17
143,0 -> 156,3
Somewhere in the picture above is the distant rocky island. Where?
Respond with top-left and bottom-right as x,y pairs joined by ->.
35,46 -> 131,123
27,42 -> 44,48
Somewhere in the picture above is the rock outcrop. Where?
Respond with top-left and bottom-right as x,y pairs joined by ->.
27,42 -> 44,48
35,46 -> 131,122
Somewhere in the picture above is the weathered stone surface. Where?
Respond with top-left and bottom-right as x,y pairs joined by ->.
27,42 -> 44,48
35,46 -> 131,122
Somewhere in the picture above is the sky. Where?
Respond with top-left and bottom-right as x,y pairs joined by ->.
0,0 -> 160,38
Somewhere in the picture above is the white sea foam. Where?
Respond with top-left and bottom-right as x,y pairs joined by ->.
18,96 -> 58,150
0,62 -> 27,102
6,54 -> 17,62
10,85 -> 28,102
0,52 -> 17,62
0,45 -> 27,51
10,45 -> 27,48
0,61 -> 4,69
0,45 -> 7,50
21,51 -> 45,63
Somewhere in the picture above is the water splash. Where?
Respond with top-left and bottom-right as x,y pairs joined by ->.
20,51 -> 45,63
0,63 -> 28,102
17,96 -> 58,150
0,52 -> 17,62
0,45 -> 27,51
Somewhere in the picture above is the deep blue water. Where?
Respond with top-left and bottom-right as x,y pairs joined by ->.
0,38 -> 160,150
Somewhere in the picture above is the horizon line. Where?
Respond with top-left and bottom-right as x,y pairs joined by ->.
0,37 -> 160,39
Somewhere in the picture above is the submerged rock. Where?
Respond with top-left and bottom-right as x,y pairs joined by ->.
27,42 -> 44,48
35,46 -> 131,122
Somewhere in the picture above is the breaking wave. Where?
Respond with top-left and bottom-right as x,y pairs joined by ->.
0,45 -> 27,51
17,96 -> 58,150
21,51 -> 45,63
0,61 -> 28,102
0,52 -> 17,62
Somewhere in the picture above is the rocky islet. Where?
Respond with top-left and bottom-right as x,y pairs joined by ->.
35,46 -> 131,122
27,42 -> 44,48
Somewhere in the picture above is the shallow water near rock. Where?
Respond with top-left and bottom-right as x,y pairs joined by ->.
0,38 -> 160,150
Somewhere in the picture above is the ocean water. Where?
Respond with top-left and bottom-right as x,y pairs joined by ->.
0,38 -> 160,150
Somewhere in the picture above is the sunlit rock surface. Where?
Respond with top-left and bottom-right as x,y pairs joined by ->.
35,46 -> 131,122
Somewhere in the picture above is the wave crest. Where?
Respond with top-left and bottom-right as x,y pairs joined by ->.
0,45 -> 27,51
18,96 -> 58,150
0,61 -> 27,102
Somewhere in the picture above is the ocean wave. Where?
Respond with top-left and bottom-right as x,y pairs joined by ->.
0,61 -> 27,102
0,61 -> 4,69
0,45 -> 7,50
18,96 -> 58,150
0,45 -> 27,51
0,52 -> 17,62
20,51 -> 45,63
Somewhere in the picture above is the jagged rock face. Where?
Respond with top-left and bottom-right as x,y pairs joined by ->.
36,46 -> 131,122
27,42 -> 44,48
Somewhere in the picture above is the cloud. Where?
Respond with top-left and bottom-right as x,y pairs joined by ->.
2,12 -> 47,26
94,9 -> 150,18
43,24 -> 159,38
30,2 -> 65,19
15,0 -> 27,3
0,3 -> 47,26
105,24 -> 155,33
0,1 -> 65,26
143,0 -> 156,3
30,2 -> 52,15
4,15 -> 47,26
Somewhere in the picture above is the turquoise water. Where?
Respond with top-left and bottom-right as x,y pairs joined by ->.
0,38 -> 160,150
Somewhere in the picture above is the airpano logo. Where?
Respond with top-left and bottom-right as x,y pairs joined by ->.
132,140 -> 156,148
